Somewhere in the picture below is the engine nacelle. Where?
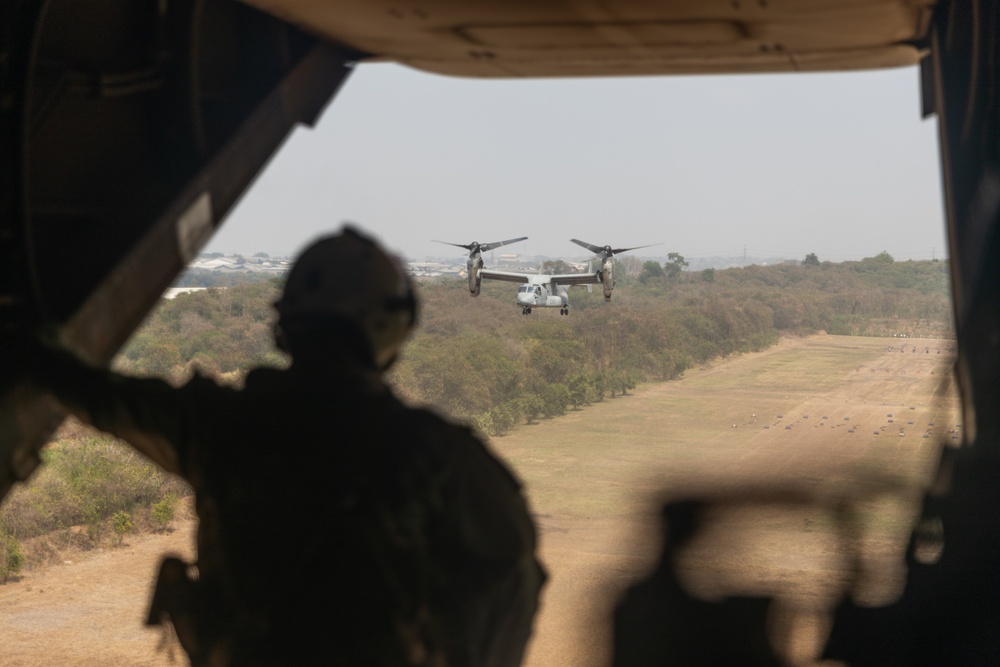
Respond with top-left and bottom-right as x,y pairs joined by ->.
467,255 -> 483,296
601,257 -> 615,301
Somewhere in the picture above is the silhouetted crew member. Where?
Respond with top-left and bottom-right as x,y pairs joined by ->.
29,228 -> 544,666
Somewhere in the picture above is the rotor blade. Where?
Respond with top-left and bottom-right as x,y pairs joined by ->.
479,236 -> 528,252
433,240 -> 475,251
610,242 -> 664,255
570,239 -> 605,255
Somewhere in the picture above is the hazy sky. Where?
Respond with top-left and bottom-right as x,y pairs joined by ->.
208,61 -> 947,264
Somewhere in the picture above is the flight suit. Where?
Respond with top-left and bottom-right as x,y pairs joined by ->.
32,348 -> 544,667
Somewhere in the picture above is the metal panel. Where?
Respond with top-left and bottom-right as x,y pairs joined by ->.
0,0 -> 358,500
241,0 -> 933,76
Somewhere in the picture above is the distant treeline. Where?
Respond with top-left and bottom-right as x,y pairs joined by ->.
117,279 -> 286,378
122,255 -> 951,437
174,268 -> 281,287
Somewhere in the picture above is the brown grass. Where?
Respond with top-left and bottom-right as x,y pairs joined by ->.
489,334 -> 959,667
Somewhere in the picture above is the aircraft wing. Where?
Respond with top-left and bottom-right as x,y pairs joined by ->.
550,272 -> 601,287
480,269 -> 531,284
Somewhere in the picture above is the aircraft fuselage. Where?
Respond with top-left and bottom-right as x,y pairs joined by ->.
516,283 -> 568,310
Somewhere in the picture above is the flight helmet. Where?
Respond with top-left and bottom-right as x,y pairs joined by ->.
275,226 -> 417,370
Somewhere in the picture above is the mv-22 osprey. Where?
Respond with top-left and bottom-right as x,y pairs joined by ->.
435,237 -> 658,315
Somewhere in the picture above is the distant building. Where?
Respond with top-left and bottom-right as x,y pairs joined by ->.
189,254 -> 292,274
164,287 -> 210,299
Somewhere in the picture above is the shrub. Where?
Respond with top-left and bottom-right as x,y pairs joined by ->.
111,511 -> 133,545
567,374 -> 591,409
519,393 -> 545,424
489,402 -> 519,436
591,372 -> 608,401
0,436 -> 190,543
469,412 -> 495,438
151,493 -> 178,529
0,529 -> 24,581
540,383 -> 570,418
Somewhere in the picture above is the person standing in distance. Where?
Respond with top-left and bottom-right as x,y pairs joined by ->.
26,226 -> 545,666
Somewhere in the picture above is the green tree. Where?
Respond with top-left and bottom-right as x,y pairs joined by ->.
134,340 -> 183,376
489,402 -> 519,435
656,349 -> 690,381
470,412 -> 495,437
591,372 -> 608,402
664,252 -> 689,280
541,259 -> 574,274
519,393 -> 545,424
640,260 -> 665,283
540,383 -> 570,418
607,369 -> 624,398
528,334 -> 588,385
802,253 -> 820,266
566,373 -> 591,409
616,371 -> 638,396
872,250 -> 895,263
701,267 -> 716,282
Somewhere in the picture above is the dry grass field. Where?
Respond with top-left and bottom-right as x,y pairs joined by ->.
490,334 -> 959,667
0,334 -> 958,665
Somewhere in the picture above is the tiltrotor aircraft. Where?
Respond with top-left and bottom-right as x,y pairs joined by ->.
437,237 -> 657,314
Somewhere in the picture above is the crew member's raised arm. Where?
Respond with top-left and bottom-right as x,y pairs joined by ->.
26,343 -> 207,476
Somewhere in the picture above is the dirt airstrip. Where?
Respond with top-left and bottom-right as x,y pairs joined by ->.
0,335 -> 958,666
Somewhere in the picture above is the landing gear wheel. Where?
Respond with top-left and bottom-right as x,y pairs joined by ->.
526,307 -> 532,315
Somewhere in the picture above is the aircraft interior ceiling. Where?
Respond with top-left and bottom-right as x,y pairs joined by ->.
242,0 -> 933,75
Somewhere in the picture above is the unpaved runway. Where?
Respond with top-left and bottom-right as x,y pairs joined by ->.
493,335 -> 957,667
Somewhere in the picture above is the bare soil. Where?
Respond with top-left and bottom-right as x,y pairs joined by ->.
0,335 -> 957,666
0,511 -> 196,666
